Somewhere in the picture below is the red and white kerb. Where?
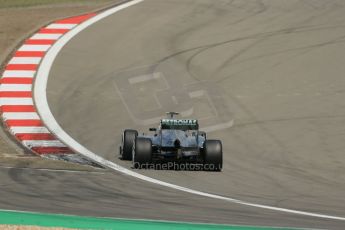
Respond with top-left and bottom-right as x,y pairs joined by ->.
0,13 -> 96,155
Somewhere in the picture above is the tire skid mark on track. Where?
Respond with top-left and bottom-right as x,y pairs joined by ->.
33,0 -> 345,222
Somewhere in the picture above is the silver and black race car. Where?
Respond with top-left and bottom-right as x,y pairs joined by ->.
119,112 -> 222,171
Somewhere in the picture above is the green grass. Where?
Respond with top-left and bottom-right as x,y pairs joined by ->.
0,0 -> 112,8
0,209 -> 298,230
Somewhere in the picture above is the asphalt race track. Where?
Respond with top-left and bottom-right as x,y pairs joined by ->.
2,0 -> 345,229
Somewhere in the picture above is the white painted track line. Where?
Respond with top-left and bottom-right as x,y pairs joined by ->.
2,70 -> 36,78
10,127 -> 50,134
0,98 -> 33,106
128,72 -> 161,84
9,57 -> 42,65
2,112 -> 40,120
30,34 -> 62,40
34,0 -> 345,221
189,90 -> 205,98
46,23 -> 77,29
0,84 -> 32,91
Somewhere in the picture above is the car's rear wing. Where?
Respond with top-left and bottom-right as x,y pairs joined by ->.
166,112 -> 179,118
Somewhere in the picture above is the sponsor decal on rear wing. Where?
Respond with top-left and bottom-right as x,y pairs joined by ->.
161,119 -> 199,130
161,119 -> 198,126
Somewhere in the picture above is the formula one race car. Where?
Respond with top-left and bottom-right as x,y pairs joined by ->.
119,112 -> 222,171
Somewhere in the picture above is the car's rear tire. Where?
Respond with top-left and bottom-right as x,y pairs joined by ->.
203,140 -> 222,171
133,137 -> 152,168
121,129 -> 138,160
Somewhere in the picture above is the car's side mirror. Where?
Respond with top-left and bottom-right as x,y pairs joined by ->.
149,128 -> 157,132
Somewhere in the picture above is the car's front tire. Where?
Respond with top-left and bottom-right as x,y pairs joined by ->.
203,140 -> 222,171
121,129 -> 138,160
133,137 -> 152,168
